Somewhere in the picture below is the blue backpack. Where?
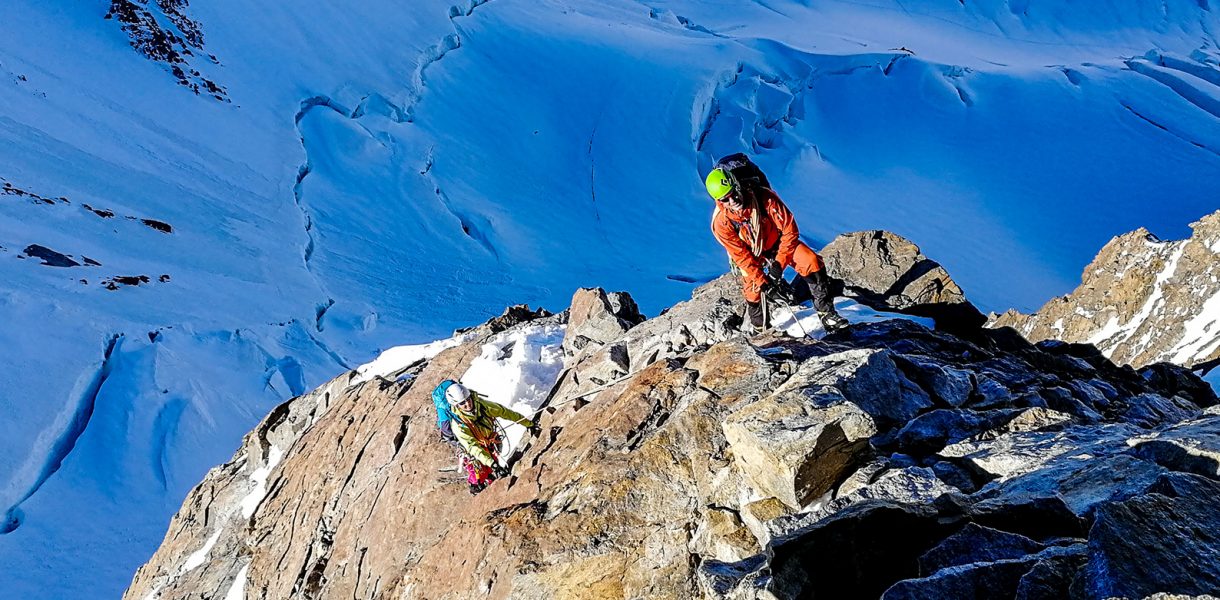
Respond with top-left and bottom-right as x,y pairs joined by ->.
432,380 -> 457,428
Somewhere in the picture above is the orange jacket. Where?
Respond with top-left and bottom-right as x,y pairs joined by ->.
711,189 -> 801,301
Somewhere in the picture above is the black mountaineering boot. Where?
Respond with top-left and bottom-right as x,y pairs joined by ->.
745,301 -> 766,331
804,270 -> 848,331
819,310 -> 849,332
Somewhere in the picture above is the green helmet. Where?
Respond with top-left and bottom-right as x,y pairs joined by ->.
704,168 -> 734,200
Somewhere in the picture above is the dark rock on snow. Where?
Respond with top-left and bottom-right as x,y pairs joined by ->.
21,244 -> 80,267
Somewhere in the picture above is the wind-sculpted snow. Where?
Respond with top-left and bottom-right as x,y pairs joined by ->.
1,334 -> 122,535
693,33 -> 1220,311
2,0 -> 1220,597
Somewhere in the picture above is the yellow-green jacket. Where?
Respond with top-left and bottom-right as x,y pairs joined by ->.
451,392 -> 533,467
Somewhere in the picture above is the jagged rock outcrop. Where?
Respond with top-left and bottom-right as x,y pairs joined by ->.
822,230 -> 988,333
549,275 -> 745,402
105,0 -> 227,99
723,391 -> 876,510
560,287 -> 645,366
126,263 -> 1220,599
992,210 -> 1220,371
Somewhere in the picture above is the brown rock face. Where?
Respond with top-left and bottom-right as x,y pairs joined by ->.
549,275 -> 746,402
125,264 -> 1220,600
991,211 -> 1220,369
124,280 -> 767,600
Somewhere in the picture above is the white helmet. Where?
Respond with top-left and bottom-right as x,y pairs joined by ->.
445,383 -> 471,407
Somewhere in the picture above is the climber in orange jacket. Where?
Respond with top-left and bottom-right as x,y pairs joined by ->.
705,154 -> 848,332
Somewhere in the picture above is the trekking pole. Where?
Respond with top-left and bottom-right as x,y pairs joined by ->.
785,303 -> 811,338
765,288 -> 811,339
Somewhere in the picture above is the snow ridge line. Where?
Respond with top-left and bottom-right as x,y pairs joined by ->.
1125,56 -> 1220,120
292,97 -> 352,341
1,334 -> 124,534
404,0 -> 497,122
289,0 -> 499,309
1121,103 -> 1220,158
641,4 -> 727,37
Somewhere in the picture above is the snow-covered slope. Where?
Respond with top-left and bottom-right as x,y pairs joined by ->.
1,1 -> 1218,597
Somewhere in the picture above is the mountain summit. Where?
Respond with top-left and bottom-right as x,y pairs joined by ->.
994,210 -> 1220,372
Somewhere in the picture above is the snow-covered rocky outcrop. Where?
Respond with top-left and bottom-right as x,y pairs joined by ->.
125,239 -> 1220,599
993,210 -> 1220,371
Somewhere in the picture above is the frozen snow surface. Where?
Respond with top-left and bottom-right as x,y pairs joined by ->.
1,1 -> 1219,597
775,298 -> 935,339
351,332 -> 475,386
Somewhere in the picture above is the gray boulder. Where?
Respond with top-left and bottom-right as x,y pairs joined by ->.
1121,392 -> 1201,429
918,523 -> 1045,574
894,408 -> 1025,455
838,466 -> 956,507
1128,416 -> 1220,478
723,390 -> 876,510
893,354 -> 974,407
821,230 -> 987,333
776,348 -> 934,427
1139,362 -> 1219,409
884,555 -> 1041,600
1083,473 -> 1220,599
1014,545 -> 1088,600
886,545 -> 1085,600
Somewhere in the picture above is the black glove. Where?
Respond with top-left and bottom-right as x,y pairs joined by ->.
492,465 -> 512,479
761,281 -> 795,306
527,422 -> 542,437
762,258 -> 783,280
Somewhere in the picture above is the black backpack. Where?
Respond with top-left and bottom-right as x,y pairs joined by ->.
715,153 -> 771,197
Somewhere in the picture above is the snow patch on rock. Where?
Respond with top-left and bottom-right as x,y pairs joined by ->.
181,529 -> 222,573
351,332 -> 475,386
773,298 -> 934,339
239,445 -> 283,519
1171,289 -> 1220,364
223,564 -> 247,600
460,323 -> 567,453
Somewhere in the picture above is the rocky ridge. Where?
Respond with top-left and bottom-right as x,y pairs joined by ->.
993,210 -> 1220,372
125,232 -> 1220,600
106,0 -> 228,99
